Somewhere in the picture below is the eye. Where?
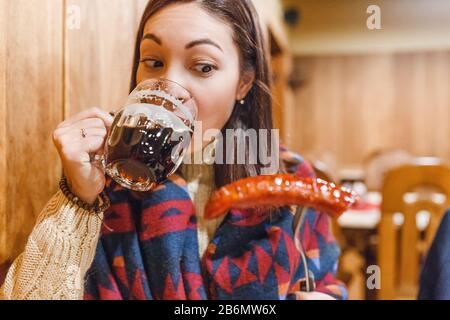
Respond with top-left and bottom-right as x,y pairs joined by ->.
193,63 -> 217,75
141,58 -> 164,69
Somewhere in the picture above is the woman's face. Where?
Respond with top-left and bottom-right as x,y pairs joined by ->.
136,2 -> 254,144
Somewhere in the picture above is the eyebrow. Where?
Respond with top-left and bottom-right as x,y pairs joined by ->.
185,39 -> 223,52
142,33 -> 222,52
142,33 -> 162,45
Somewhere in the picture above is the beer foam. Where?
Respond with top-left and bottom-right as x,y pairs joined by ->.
121,103 -> 192,133
132,89 -> 195,123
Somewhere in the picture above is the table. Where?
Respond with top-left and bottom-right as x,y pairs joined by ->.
338,192 -> 381,229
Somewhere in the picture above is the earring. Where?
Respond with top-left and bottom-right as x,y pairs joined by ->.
239,99 -> 245,105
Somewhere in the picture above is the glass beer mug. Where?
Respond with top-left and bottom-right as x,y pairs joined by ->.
93,79 -> 197,192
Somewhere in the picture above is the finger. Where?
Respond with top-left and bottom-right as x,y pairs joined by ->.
80,127 -> 108,138
59,136 -> 105,161
67,118 -> 108,132
55,118 -> 109,136
55,127 -> 107,148
84,136 -> 107,154
71,118 -> 110,130
59,107 -> 114,129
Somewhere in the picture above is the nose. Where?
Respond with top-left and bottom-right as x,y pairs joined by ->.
169,82 -> 192,104
160,68 -> 192,101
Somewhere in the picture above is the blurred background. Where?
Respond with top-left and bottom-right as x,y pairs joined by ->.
1,0 -> 449,299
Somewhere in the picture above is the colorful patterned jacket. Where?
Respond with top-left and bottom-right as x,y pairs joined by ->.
84,147 -> 347,300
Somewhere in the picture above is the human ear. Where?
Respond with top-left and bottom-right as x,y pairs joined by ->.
236,69 -> 255,101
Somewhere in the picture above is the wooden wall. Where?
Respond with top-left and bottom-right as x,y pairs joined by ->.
284,51 -> 450,171
65,0 -> 148,116
0,0 -> 64,264
0,0 -> 147,266
0,0 -> 287,274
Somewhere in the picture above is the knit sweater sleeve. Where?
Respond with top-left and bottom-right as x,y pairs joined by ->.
0,190 -> 103,300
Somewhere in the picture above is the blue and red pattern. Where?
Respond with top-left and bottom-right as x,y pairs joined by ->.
84,149 -> 347,300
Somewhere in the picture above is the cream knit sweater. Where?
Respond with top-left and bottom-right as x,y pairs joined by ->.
0,163 -> 221,300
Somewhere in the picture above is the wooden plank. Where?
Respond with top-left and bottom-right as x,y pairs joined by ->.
271,54 -> 286,134
0,0 -> 7,265
378,213 -> 397,299
289,52 -> 450,171
399,205 -> 419,296
0,261 -> 11,287
65,0 -> 148,117
0,0 -> 64,263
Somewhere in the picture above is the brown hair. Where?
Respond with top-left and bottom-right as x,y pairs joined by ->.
130,0 -> 274,188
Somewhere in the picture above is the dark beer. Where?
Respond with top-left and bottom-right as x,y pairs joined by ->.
105,111 -> 192,191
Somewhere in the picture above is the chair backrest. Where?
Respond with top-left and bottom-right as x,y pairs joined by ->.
378,160 -> 450,299
364,149 -> 414,191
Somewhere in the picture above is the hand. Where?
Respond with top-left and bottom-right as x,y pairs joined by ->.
294,291 -> 336,300
53,108 -> 114,205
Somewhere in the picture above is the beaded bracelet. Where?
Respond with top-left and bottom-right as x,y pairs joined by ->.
59,176 -> 110,214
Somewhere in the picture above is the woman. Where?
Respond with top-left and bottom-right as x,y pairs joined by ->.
0,0 -> 346,300
419,209 -> 450,300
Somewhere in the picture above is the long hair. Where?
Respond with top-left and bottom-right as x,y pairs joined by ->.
130,0 -> 274,188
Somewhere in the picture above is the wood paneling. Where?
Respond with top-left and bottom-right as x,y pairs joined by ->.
0,0 -> 7,266
0,0 -> 64,263
288,52 -> 450,171
65,0 -> 148,116
0,0 -> 286,269
0,0 -> 148,265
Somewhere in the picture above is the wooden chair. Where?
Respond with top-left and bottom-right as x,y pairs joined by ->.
378,159 -> 450,299
364,149 -> 414,191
